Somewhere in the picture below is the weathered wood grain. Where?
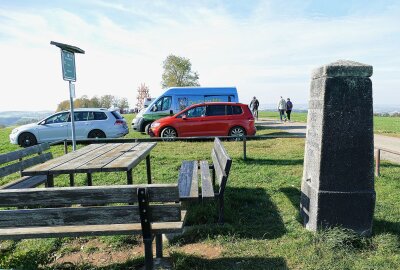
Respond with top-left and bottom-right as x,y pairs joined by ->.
50,143 -> 125,174
0,184 -> 179,206
0,211 -> 186,240
211,149 -> 225,186
213,138 -> 232,175
199,160 -> 214,200
102,143 -> 156,172
0,143 -> 50,164
0,175 -> 47,189
22,144 -> 105,176
178,161 -> 198,200
0,204 -> 181,228
76,143 -> 138,172
0,153 -> 53,178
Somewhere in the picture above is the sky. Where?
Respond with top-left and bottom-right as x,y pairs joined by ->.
0,0 -> 399,111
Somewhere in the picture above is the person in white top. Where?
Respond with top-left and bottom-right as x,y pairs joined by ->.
277,96 -> 287,121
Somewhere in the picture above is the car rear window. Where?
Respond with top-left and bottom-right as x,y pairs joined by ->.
111,110 -> 123,119
206,105 -> 226,116
88,112 -> 107,120
232,105 -> 243,115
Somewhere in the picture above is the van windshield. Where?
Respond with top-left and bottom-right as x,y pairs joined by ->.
151,96 -> 171,112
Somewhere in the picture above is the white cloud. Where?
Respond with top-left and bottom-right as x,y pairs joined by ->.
0,1 -> 399,111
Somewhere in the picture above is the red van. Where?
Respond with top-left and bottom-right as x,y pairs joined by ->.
149,102 -> 256,138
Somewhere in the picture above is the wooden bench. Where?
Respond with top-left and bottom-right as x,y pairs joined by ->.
178,138 -> 232,223
0,184 -> 185,270
0,143 -> 53,189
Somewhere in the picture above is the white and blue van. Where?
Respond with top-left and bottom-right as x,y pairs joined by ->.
132,86 -> 239,132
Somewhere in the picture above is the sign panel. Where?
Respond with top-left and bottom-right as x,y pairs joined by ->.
61,50 -> 76,81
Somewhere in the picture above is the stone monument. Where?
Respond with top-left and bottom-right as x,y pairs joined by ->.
300,60 -> 375,235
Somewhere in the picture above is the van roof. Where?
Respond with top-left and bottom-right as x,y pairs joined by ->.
163,86 -> 238,95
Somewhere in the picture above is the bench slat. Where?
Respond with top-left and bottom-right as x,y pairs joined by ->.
213,138 -> 232,174
0,211 -> 187,240
199,160 -> 214,201
0,204 -> 181,228
1,175 -> 47,189
0,152 -> 53,178
0,184 -> 179,206
211,149 -> 225,186
0,143 -> 50,164
178,161 -> 198,200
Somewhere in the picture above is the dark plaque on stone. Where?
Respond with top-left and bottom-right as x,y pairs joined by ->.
300,60 -> 375,235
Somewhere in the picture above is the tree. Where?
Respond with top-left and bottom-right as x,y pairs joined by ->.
100,95 -> 115,109
161,54 -> 200,88
117,97 -> 129,112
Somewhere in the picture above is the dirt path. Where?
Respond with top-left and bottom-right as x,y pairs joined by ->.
256,118 -> 400,164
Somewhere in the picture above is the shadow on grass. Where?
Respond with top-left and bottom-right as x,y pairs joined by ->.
279,187 -> 303,224
180,187 -> 286,243
380,162 -> 400,168
373,219 -> 400,239
48,258 -> 144,270
243,157 -> 304,166
171,253 -> 288,270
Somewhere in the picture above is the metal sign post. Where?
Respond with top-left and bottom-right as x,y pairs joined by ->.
51,41 -> 85,151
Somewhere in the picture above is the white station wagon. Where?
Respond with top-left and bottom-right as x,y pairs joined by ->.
10,108 -> 129,147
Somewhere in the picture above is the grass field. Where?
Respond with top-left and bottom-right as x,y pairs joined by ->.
259,111 -> 400,137
0,115 -> 399,269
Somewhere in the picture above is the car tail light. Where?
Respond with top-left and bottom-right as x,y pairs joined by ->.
115,120 -> 125,125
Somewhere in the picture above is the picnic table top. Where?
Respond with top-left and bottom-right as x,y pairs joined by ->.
22,142 -> 157,176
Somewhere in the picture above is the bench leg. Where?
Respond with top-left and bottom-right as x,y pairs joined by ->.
146,155 -> 152,184
218,195 -> 224,224
69,174 -> 74,187
143,238 -> 153,270
46,175 -> 54,187
87,173 -> 92,186
127,169 -> 133,185
156,234 -> 163,258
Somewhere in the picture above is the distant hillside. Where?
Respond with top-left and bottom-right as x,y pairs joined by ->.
0,111 -> 53,127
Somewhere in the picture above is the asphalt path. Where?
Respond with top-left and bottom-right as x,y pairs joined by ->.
256,118 -> 400,164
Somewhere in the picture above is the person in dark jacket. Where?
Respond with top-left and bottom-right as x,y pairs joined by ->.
250,96 -> 260,120
286,98 -> 293,122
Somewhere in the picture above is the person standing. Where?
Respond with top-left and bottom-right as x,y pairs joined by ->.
250,96 -> 260,120
277,96 -> 287,121
286,98 -> 293,122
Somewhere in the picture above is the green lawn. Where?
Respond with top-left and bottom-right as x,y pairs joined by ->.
0,115 -> 399,269
259,111 -> 400,137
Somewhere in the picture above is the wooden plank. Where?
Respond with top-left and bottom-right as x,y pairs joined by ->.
76,143 -> 138,172
49,143 -> 125,174
0,184 -> 179,206
102,143 -> 157,172
0,153 -> 53,178
211,149 -> 225,186
0,143 -> 50,164
0,211 -> 186,240
0,204 -> 181,228
22,144 -> 105,176
178,161 -> 198,200
1,175 -> 47,189
199,160 -> 214,201
213,138 -> 232,176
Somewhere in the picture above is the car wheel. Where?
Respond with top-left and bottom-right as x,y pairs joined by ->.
144,123 -> 151,135
160,127 -> 177,141
229,126 -> 246,141
18,132 -> 37,147
88,129 -> 106,139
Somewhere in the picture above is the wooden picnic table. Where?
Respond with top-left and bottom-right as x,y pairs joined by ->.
22,142 -> 157,187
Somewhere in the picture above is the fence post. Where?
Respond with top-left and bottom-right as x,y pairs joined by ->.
375,148 -> 380,177
64,140 -> 68,154
243,137 -> 247,160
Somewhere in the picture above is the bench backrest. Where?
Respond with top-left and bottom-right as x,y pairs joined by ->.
0,143 -> 52,178
211,138 -> 232,194
0,184 -> 181,229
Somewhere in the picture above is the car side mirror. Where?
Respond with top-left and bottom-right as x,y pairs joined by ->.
182,115 -> 187,120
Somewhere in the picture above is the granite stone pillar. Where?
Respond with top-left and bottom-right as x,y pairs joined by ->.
300,60 -> 375,235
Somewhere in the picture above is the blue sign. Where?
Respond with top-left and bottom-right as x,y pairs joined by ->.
61,50 -> 76,81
